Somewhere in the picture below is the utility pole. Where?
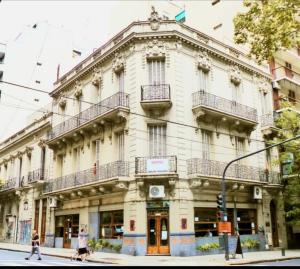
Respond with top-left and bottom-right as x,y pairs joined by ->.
221,134 -> 300,260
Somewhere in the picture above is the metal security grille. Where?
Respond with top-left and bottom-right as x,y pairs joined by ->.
148,125 -> 166,157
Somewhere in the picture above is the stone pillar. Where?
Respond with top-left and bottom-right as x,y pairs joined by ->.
45,205 -> 55,247
122,182 -> 147,256
169,180 -> 196,256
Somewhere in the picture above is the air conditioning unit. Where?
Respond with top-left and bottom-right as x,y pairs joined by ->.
272,81 -> 281,90
49,197 -> 57,208
149,185 -> 165,198
253,186 -> 262,199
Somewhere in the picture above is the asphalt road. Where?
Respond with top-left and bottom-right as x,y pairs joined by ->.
0,249 -> 112,266
250,258 -> 300,266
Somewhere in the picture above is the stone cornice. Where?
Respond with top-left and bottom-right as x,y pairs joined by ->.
0,121 -> 51,155
51,21 -> 271,97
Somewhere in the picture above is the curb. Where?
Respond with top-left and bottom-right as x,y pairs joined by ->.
0,247 -> 118,265
228,256 -> 300,265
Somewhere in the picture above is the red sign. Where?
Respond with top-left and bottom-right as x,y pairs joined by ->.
217,222 -> 231,233
181,218 -> 187,230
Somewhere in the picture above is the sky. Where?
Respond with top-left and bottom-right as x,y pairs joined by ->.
0,0 -> 245,142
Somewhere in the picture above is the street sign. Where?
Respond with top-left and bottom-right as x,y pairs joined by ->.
218,221 -> 231,233
175,10 -> 186,23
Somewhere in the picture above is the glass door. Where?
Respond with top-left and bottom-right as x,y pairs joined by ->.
147,210 -> 169,255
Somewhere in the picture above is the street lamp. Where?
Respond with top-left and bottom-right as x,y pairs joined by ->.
221,134 -> 300,261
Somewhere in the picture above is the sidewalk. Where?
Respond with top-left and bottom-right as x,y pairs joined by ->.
0,242 -> 300,266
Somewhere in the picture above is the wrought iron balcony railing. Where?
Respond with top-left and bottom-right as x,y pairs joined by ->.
28,168 -> 47,184
43,161 -> 129,193
187,158 -> 280,183
261,112 -> 279,128
48,92 -> 129,140
135,156 -> 177,174
0,177 -> 17,192
192,91 -> 258,122
141,84 -> 171,101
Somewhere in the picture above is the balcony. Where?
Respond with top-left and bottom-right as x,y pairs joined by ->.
140,84 -> 172,112
43,161 -> 130,194
273,66 -> 300,91
0,178 -> 16,192
192,91 -> 258,131
135,156 -> 177,179
28,168 -> 48,184
47,92 -> 129,144
261,112 -> 279,139
186,158 -> 280,184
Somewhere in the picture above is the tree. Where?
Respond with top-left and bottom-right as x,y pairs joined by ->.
271,102 -> 300,225
233,0 -> 300,64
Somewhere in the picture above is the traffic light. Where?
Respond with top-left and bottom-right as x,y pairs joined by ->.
217,194 -> 223,211
217,194 -> 224,222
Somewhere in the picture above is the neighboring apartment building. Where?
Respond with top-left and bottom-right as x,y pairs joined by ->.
264,48 -> 300,248
32,9 -> 285,256
0,112 -> 52,245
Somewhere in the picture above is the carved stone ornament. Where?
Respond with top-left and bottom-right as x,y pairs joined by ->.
229,65 -> 242,85
146,39 -> 166,60
92,67 -> 102,86
197,51 -> 212,73
149,6 -> 161,31
112,52 -> 125,73
74,80 -> 83,99
258,77 -> 270,94
58,96 -> 67,108
16,151 -> 23,159
38,139 -> 46,148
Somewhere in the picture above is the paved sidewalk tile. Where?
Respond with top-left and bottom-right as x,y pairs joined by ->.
0,242 -> 299,266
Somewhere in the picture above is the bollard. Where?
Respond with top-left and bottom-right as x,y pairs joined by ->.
281,248 -> 285,256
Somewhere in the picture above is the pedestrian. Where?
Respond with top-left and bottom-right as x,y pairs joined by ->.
78,228 -> 88,261
25,229 -> 42,260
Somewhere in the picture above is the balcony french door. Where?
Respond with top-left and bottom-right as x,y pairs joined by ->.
148,125 -> 166,157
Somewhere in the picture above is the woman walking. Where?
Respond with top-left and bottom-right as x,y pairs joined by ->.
25,230 -> 42,260
78,228 -> 88,261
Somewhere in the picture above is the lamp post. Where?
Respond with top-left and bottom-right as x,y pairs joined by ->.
221,134 -> 300,261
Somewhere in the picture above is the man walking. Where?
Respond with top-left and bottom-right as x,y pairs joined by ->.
25,230 -> 42,260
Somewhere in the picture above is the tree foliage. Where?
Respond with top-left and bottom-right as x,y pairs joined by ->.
233,0 -> 300,64
271,102 -> 300,225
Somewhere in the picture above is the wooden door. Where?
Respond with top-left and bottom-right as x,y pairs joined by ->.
63,218 -> 71,248
147,211 -> 169,255
270,200 -> 279,247
40,199 -> 47,245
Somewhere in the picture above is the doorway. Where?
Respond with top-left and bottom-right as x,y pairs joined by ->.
147,209 -> 169,255
63,218 -> 72,248
270,200 -> 279,247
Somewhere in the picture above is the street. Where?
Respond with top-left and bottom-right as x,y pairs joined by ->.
0,249 -> 111,266
250,258 -> 300,266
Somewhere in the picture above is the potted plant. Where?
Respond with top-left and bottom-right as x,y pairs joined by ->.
196,242 -> 220,255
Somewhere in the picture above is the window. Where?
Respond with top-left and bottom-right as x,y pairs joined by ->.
117,132 -> 125,161
73,148 -> 80,172
148,125 -> 166,157
194,208 -> 218,237
288,90 -> 296,104
148,60 -> 165,85
100,210 -> 124,239
235,137 -> 245,158
55,214 -> 79,238
285,62 -> 293,78
228,209 -> 257,235
199,69 -> 209,92
202,130 -> 212,160
117,70 -> 124,92
260,91 -> 269,115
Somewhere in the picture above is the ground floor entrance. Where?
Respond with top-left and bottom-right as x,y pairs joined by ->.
147,209 -> 169,255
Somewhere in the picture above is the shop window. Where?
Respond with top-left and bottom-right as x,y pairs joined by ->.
100,210 -> 123,239
55,214 -> 79,238
227,209 -> 257,235
194,208 -> 218,237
